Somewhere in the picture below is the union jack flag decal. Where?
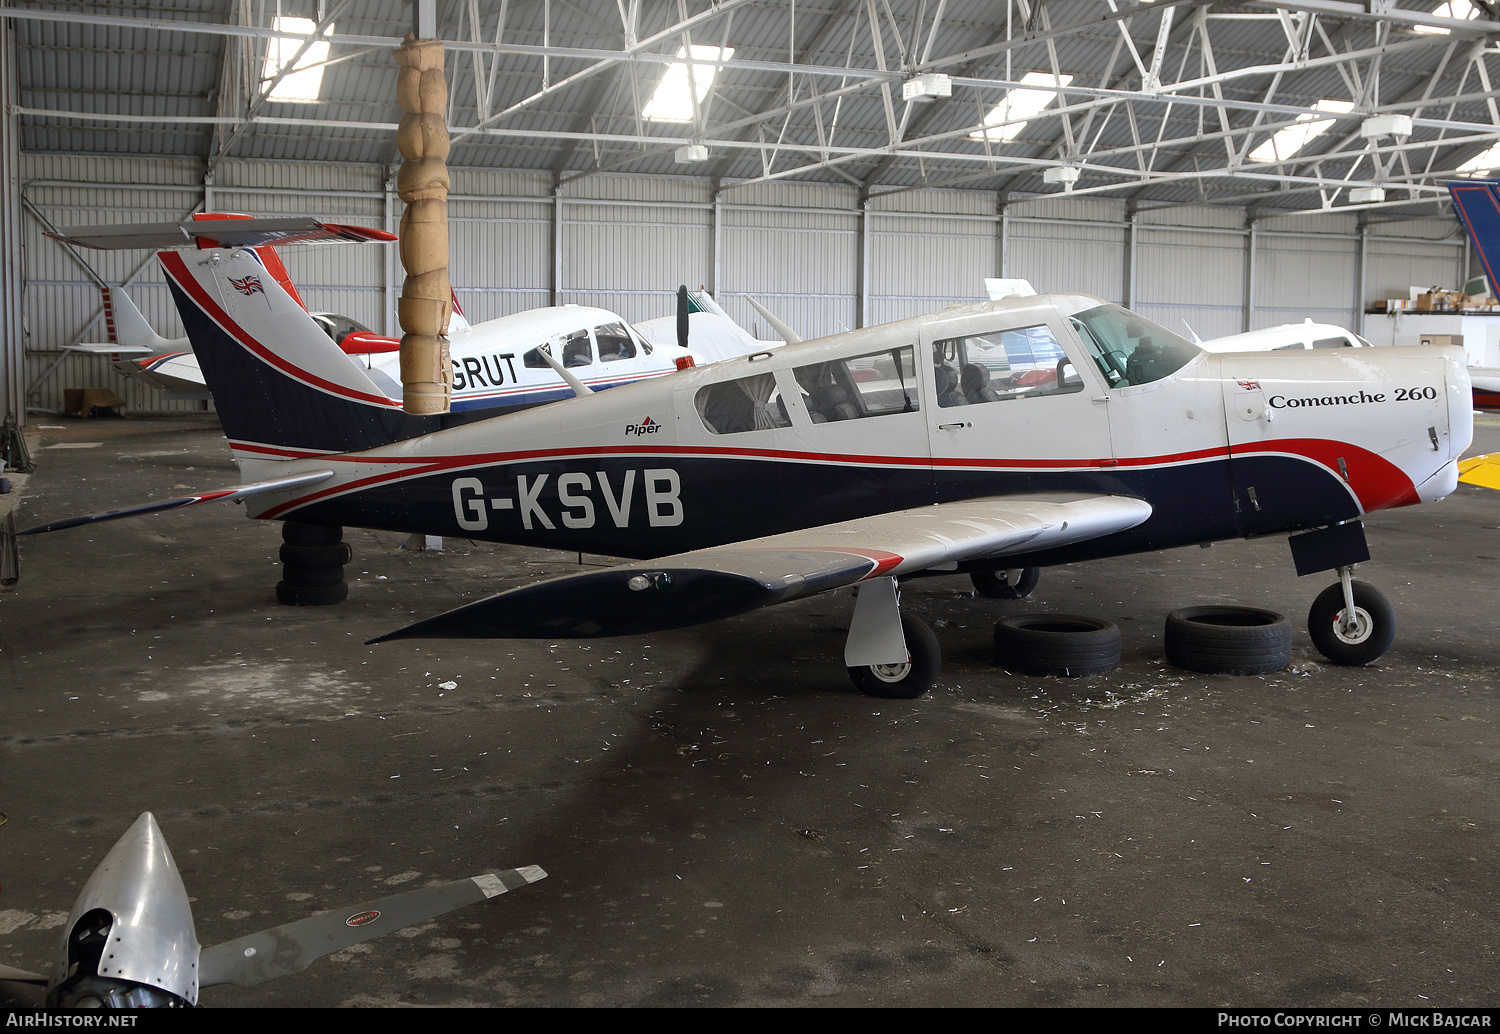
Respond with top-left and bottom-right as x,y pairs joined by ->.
1237,379 -> 1261,391
229,274 -> 264,296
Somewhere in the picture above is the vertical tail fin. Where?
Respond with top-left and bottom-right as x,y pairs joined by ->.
101,285 -> 178,354
159,246 -> 437,457
1448,180 -> 1500,292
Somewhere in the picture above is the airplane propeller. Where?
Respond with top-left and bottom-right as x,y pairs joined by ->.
0,812 -> 546,1008
677,285 -> 690,350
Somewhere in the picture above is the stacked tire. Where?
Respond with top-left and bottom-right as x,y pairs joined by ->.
276,522 -> 350,606
993,614 -> 1120,677
1164,606 -> 1291,675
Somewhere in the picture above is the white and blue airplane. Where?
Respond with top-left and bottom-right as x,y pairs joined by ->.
26,226 -> 1474,698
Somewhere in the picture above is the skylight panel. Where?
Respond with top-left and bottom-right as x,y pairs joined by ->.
1248,99 -> 1354,163
643,45 -> 735,123
262,16 -> 332,103
1458,141 -> 1500,175
1414,1 -> 1477,35
970,73 -> 1075,143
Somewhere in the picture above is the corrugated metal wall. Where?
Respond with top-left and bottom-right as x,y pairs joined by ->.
19,154 -> 1465,414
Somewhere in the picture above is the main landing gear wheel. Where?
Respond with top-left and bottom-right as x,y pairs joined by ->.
847,614 -> 941,699
1308,580 -> 1395,666
993,614 -> 1120,677
1164,606 -> 1292,675
970,567 -> 1040,600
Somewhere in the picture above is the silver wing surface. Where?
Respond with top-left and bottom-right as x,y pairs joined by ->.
372,492 -> 1152,642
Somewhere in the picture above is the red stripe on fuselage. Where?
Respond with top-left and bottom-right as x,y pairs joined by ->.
1232,438 -> 1418,511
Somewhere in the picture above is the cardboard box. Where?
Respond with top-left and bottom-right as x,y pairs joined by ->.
63,387 -> 125,418
1419,333 -> 1464,348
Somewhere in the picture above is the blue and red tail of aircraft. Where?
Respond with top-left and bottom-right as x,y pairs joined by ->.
159,246 -> 439,458
1447,179 -> 1500,291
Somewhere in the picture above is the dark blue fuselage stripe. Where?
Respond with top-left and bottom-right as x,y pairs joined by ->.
276,452 -> 1361,563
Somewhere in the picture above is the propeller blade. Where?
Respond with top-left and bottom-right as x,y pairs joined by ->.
199,867 -> 545,989
0,965 -> 48,984
677,285 -> 690,350
744,296 -> 801,344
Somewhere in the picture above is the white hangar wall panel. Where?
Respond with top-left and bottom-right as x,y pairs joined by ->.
1135,208 -> 1246,341
450,170 -> 552,324
21,155 -> 206,415
1253,214 -> 1359,329
1006,197 -> 1125,305
722,182 -> 858,341
561,176 -> 713,325
867,190 -> 996,325
18,154 -> 1466,413
1363,217 -> 1464,302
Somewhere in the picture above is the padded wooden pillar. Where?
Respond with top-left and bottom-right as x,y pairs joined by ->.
393,33 -> 453,415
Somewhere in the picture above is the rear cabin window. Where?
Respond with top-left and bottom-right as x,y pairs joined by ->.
932,324 -> 1081,407
793,346 -> 919,423
695,373 -> 791,434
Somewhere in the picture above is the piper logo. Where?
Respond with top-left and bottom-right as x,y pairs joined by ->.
625,416 -> 662,436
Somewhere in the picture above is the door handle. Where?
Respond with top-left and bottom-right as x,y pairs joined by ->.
937,422 -> 971,430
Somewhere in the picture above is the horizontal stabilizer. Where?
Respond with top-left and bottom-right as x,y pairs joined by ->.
64,343 -> 156,356
200,866 -> 546,989
373,493 -> 1151,643
48,218 -> 396,251
19,470 -> 335,535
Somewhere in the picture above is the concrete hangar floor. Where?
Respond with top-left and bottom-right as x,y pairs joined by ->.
0,413 -> 1497,1009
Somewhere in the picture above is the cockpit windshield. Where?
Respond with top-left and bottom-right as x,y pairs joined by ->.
1068,303 -> 1199,388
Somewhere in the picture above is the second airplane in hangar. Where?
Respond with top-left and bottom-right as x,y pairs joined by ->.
51,215 -> 773,417
26,233 -> 1474,698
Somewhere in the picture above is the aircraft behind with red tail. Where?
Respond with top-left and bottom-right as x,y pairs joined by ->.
23,225 -> 1474,697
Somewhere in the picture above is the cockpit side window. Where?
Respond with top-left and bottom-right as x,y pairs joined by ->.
595,322 -> 637,362
523,329 -> 595,369
793,346 -> 920,423
932,324 -> 1081,407
1068,303 -> 1198,388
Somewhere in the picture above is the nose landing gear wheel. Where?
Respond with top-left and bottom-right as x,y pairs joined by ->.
1307,580 -> 1395,666
847,614 -> 941,699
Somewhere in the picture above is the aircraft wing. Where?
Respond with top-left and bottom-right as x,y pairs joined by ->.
47,217 -> 396,251
18,470 -> 336,535
372,493 -> 1152,642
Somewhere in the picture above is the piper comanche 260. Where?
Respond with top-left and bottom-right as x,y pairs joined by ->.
0,812 -> 544,1008
24,230 -> 1473,698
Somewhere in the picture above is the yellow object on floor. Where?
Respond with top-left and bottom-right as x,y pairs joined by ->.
1458,453 -> 1500,490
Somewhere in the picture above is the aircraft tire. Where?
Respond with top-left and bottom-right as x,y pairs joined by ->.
278,563 -> 346,588
1164,606 -> 1292,675
1307,581 -> 1395,666
847,615 -> 941,699
970,567 -> 1040,600
276,580 -> 349,606
279,543 -> 353,567
993,614 -> 1119,676
281,522 -> 343,547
